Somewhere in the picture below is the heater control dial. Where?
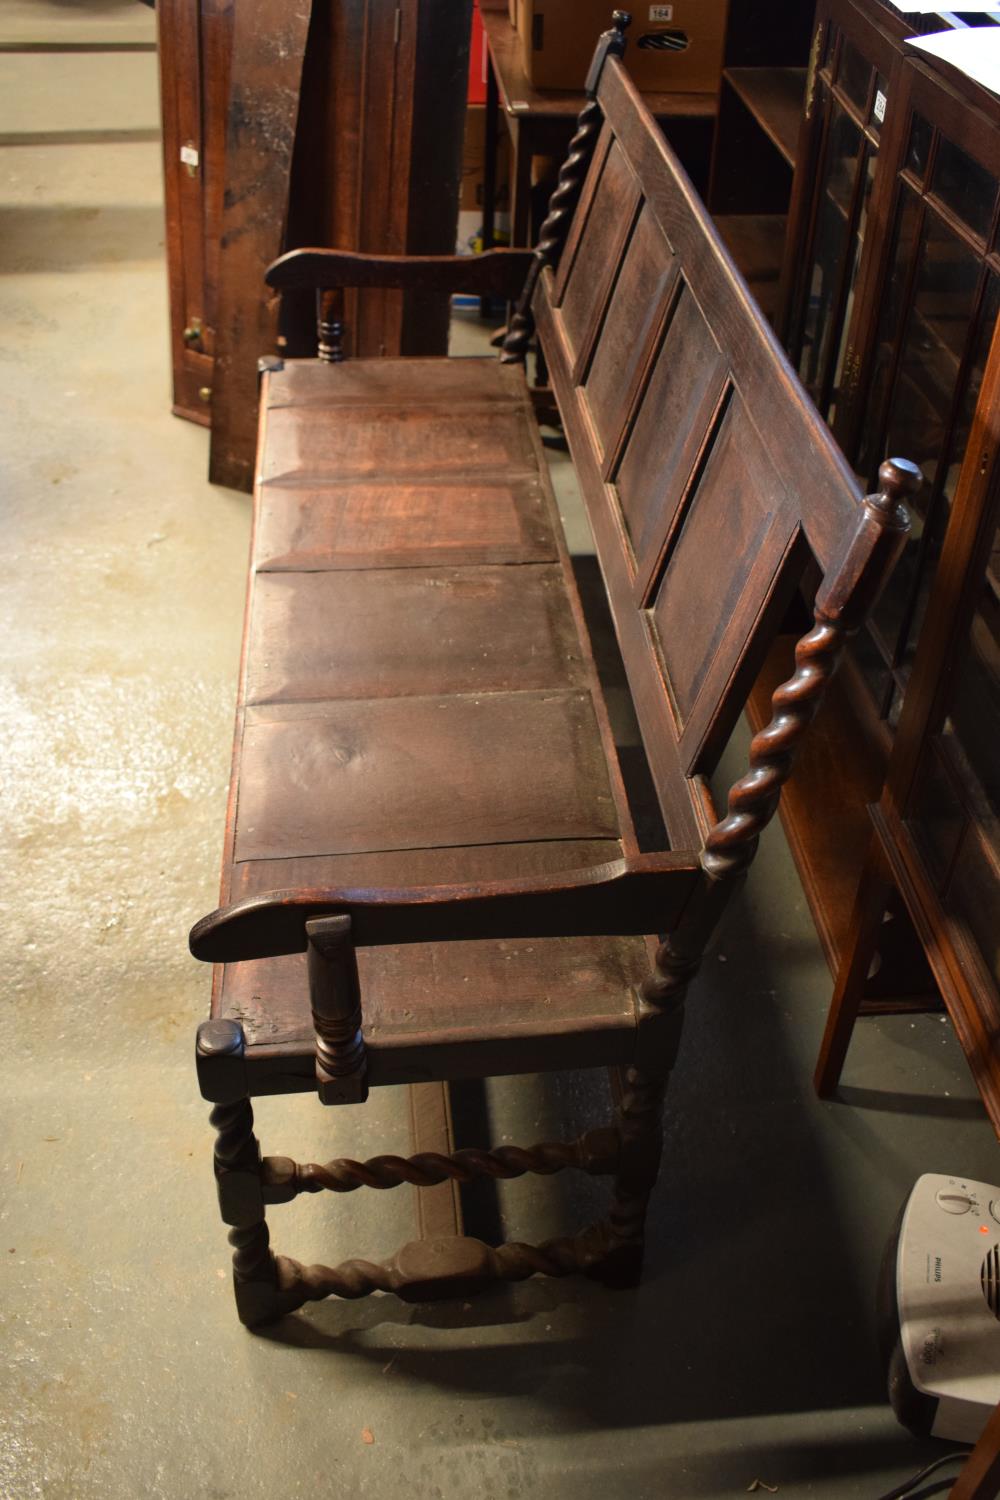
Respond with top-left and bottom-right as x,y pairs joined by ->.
936,1188 -> 974,1214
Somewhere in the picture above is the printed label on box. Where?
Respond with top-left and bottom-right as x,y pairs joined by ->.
649,4 -> 673,18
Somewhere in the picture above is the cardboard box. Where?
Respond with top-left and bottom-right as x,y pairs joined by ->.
518,1 -> 728,93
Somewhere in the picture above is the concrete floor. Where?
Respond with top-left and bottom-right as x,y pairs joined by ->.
1,5 -> 998,1497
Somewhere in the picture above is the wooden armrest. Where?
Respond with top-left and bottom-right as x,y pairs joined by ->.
265,247 -> 535,300
189,854 -> 699,964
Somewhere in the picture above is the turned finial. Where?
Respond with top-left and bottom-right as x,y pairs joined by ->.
873,456 -> 922,522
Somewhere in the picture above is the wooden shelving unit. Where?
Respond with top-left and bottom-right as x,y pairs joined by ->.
708,60 -> 807,326
722,65 -> 805,167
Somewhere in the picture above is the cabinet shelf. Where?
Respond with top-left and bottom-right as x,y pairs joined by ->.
722,66 -> 806,168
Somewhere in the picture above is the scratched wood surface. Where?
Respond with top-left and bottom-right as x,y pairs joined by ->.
207,0 -> 311,491
212,351 -> 651,1085
208,1 -> 472,492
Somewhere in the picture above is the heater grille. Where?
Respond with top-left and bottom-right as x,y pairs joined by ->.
981,1244 -> 1000,1320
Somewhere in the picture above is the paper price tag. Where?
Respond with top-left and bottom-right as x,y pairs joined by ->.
874,90 -> 887,123
649,5 -> 674,20
180,143 -> 199,167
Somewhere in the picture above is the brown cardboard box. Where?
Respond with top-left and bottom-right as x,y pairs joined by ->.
518,0 -> 728,93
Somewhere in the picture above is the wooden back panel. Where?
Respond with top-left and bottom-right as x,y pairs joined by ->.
536,57 -> 870,850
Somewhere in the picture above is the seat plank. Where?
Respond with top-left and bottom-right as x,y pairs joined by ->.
220,934 -> 647,1083
228,837 -> 630,900
245,564 -> 589,704
265,355 -> 525,410
261,403 -> 541,485
216,838 -> 653,1084
234,691 -> 621,863
253,478 -> 556,571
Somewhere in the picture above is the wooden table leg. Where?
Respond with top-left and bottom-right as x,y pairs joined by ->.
409,1082 -> 463,1240
815,829 -> 895,1096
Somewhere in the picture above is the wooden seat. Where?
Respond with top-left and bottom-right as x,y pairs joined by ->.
214,351 -> 679,1090
190,12 -> 918,1327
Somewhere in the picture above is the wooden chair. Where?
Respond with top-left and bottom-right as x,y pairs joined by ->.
189,12 -> 916,1326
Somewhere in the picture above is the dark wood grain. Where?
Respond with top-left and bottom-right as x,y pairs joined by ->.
253,477 -> 556,572
613,279 -> 727,569
266,246 -> 534,298
261,403 -> 539,486
557,140 -> 641,374
192,852 -> 696,961
244,564 -> 587,705
265,355 -> 525,410
233,689 -> 619,862
582,203 -> 679,465
156,0 -> 234,424
206,0 -> 312,491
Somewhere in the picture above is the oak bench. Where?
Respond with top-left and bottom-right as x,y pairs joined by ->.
189,12 -> 918,1327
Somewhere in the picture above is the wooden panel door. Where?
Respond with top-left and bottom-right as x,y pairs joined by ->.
157,0 -> 234,425
159,0 -> 472,486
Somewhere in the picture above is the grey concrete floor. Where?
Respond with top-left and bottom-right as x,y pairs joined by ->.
1,6 -> 998,1498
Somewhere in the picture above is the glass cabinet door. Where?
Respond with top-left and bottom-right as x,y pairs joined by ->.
785,11 -> 892,422
907,505 -> 1000,993
844,88 -> 1000,724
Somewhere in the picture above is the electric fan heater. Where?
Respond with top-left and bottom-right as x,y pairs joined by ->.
880,1173 -> 1000,1441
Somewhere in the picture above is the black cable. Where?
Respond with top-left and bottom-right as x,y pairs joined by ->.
906,1481 -> 964,1500
875,1447 -> 973,1500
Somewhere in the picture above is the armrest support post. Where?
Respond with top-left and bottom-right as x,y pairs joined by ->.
307,915 -> 368,1105
316,288 -> 345,363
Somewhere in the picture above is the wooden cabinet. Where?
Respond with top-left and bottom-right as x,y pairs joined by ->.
707,2 -> 812,323
836,57 -> 1000,734
157,0 -> 472,477
817,313 -> 1000,1126
157,0 -> 233,425
713,0 -> 1000,1106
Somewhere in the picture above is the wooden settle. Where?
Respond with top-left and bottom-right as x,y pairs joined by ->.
189,12 -> 914,1326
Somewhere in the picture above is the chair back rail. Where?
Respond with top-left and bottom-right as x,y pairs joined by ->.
535,53 -> 914,851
